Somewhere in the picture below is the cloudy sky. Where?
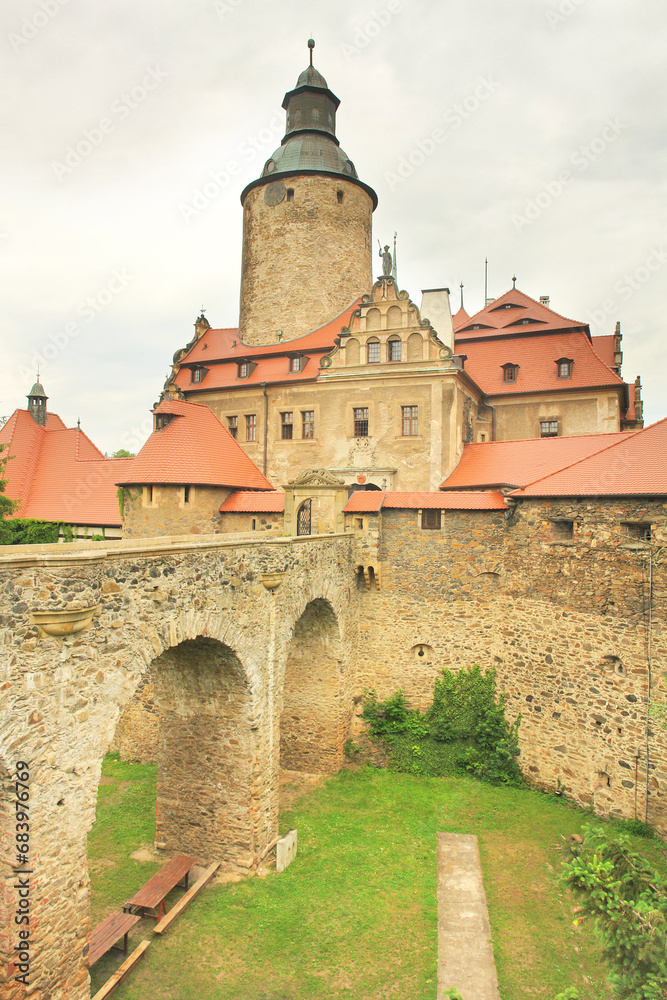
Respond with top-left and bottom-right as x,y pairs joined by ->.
2,0 -> 665,454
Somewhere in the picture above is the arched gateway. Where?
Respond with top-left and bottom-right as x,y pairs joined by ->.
0,532 -> 356,1000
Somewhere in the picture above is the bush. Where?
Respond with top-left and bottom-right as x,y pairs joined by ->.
360,666 -> 523,787
562,824 -> 667,998
0,518 -> 63,545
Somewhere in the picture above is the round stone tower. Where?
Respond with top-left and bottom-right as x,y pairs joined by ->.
239,41 -> 377,345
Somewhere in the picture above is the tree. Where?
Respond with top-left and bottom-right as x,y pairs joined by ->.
109,448 -> 135,458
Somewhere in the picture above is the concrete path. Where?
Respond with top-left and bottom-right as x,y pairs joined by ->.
437,832 -> 501,1000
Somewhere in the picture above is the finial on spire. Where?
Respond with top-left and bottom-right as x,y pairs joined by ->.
512,275 -> 517,289
308,37 -> 315,66
77,417 -> 80,429
459,282 -> 464,310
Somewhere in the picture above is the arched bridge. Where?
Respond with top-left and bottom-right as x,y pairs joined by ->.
0,532 -> 358,999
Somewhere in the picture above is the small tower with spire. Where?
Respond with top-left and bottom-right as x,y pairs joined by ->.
27,376 -> 48,427
238,39 -> 378,345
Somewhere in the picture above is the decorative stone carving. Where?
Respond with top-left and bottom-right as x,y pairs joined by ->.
286,468 -> 346,487
260,572 -> 285,590
30,604 -> 99,637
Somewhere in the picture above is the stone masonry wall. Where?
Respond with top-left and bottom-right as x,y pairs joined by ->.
350,501 -> 667,834
122,485 -> 229,538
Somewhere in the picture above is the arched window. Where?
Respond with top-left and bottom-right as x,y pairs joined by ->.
296,499 -> 312,536
388,337 -> 402,362
367,338 -> 381,364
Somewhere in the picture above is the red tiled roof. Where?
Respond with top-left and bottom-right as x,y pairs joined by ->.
441,432 -> 633,490
452,305 -> 469,329
116,399 -> 273,490
591,334 -> 615,368
513,418 -> 667,497
459,330 -> 624,396
0,409 -> 133,525
220,491 -> 285,512
455,288 -> 585,341
175,300 -> 360,393
344,490 -> 506,512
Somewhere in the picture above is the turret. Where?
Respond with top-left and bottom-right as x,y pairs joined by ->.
27,377 -> 48,427
238,40 -> 377,345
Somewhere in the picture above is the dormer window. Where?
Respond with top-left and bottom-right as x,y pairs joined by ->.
237,360 -> 256,379
502,363 -> 519,383
191,367 -> 206,384
556,358 -> 573,379
155,413 -> 176,431
289,356 -> 305,373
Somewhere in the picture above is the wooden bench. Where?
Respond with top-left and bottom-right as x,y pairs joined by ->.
123,853 -> 197,921
154,861 -> 220,935
88,910 -> 141,967
91,940 -> 150,1000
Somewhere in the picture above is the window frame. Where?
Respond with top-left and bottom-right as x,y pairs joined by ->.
401,405 -> 418,436
245,413 -> 257,442
540,420 -> 559,438
301,410 -> 315,439
227,415 -> 238,439
367,339 -> 381,364
388,338 -> 402,362
421,508 -> 442,530
353,406 -> 369,438
280,411 -> 294,440
556,358 -> 574,379
502,363 -> 518,383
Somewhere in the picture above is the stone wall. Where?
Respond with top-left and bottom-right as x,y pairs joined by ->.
350,500 -> 667,834
122,485 -> 230,538
239,175 -> 373,344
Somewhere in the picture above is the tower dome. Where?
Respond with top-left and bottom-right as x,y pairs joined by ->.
238,41 -> 377,345
27,378 -> 48,426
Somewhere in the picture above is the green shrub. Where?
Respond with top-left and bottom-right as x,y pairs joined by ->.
360,666 -> 523,787
0,518 -> 63,545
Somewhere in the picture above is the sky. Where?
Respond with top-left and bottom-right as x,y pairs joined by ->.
2,0 -> 666,454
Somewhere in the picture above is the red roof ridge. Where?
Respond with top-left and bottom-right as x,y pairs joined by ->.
514,421 -> 656,492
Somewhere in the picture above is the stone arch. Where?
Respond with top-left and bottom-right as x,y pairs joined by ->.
346,337 -> 360,365
280,599 -> 346,772
408,332 -> 423,360
150,636 -> 261,868
387,304 -> 402,329
366,307 -> 381,331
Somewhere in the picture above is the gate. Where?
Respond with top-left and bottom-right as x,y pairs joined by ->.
296,498 -> 312,536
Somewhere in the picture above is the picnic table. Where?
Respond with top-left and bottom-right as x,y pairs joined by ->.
89,910 -> 141,966
122,853 -> 197,921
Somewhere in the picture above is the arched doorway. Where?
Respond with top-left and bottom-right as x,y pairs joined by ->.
296,498 -> 312,535
280,599 -> 346,772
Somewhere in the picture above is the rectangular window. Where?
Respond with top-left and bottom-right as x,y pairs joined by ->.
239,362 -> 249,379
402,405 -> 418,436
302,410 -> 315,439
622,521 -> 652,542
550,519 -> 574,541
289,356 -> 302,373
246,414 -> 256,442
388,339 -> 402,361
353,407 -> 369,437
191,368 -> 204,383
281,412 -> 293,440
183,486 -> 190,505
540,420 -> 558,437
557,361 -> 573,378
503,365 -> 517,382
367,341 -> 381,364
228,416 -> 238,439
421,508 -> 442,530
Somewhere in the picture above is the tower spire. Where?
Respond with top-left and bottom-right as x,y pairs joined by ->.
308,37 -> 314,66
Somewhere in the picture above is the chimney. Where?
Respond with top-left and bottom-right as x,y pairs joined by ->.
539,295 -> 550,307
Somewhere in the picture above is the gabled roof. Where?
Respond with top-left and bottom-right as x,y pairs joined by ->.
116,399 -> 273,490
455,288 -> 586,340
344,490 -> 506,512
0,409 -> 133,525
441,431 -> 633,490
512,418 -> 667,497
175,300 -> 359,393
591,334 -> 616,369
220,491 -> 285,512
459,330 -> 624,396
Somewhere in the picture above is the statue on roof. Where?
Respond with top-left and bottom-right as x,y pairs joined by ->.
379,242 -> 392,277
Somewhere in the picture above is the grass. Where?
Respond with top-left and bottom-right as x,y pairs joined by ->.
88,756 -> 667,999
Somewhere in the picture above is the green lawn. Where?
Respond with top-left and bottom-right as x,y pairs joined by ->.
88,757 -> 666,999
